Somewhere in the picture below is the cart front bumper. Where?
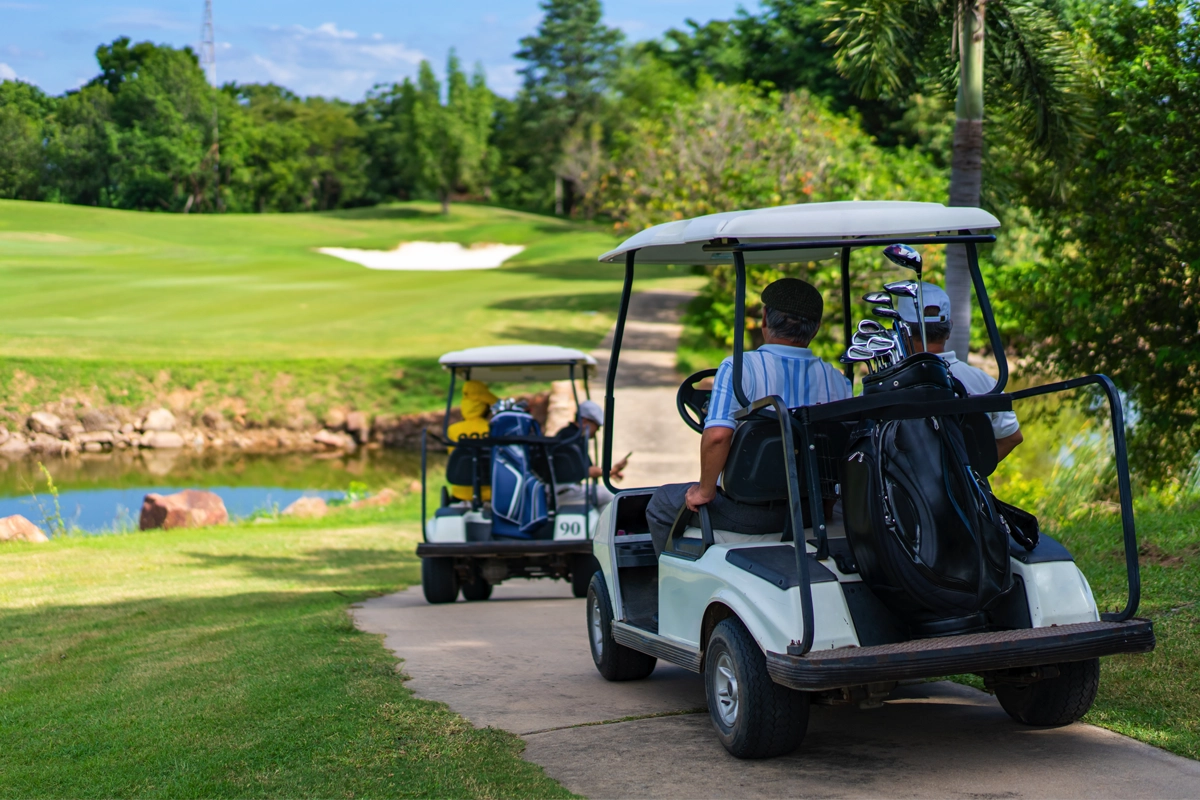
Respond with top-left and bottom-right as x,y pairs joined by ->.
768,618 -> 1155,691
416,540 -> 594,558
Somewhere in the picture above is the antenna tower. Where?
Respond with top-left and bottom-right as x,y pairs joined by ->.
200,0 -> 220,210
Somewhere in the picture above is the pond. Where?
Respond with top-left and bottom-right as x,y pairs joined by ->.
0,449 -> 441,534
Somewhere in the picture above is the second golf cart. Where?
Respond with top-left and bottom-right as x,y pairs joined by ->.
586,200 -> 1154,758
417,345 -> 604,603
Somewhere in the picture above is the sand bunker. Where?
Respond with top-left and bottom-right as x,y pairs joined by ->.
317,241 -> 525,271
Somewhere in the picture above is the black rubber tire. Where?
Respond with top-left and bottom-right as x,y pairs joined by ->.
571,554 -> 602,599
587,573 -> 657,681
996,658 -> 1100,726
421,557 -> 459,604
705,618 -> 809,759
461,567 -> 493,602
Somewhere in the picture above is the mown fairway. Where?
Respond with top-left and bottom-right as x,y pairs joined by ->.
0,200 -> 692,360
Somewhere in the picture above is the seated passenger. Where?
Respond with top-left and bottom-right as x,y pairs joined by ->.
446,380 -> 498,502
553,399 -> 627,509
646,278 -> 852,555
898,283 -> 1024,461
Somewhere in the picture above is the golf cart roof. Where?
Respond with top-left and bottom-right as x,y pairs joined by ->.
597,201 -> 1001,265
439,345 -> 597,383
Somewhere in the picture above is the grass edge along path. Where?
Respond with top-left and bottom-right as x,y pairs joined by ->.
0,521 -> 574,798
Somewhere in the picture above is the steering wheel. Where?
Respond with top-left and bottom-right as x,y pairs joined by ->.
677,369 -> 719,433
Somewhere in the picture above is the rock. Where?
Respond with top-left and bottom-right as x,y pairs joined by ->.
28,411 -> 63,437
346,411 -> 370,443
0,515 -> 49,543
78,430 -> 114,445
313,429 -> 356,450
139,490 -> 228,531
191,433 -> 205,448
350,487 -> 399,509
0,427 -> 8,446
324,408 -> 347,430
82,441 -> 103,453
200,409 -> 230,430
143,431 -> 184,449
142,408 -> 176,432
0,435 -> 30,457
65,423 -> 85,437
29,432 -> 74,455
120,422 -> 136,434
544,380 -> 578,436
409,479 -> 422,492
282,496 -> 329,518
81,409 -> 120,432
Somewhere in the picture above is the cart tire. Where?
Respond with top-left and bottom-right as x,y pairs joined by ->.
461,572 -> 493,601
705,618 -> 809,759
587,573 -> 656,681
996,658 -> 1100,726
421,557 -> 459,604
571,554 -> 601,599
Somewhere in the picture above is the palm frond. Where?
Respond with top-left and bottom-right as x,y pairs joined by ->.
824,0 -> 947,99
987,0 -> 1091,161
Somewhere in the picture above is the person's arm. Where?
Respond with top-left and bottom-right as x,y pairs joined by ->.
996,429 -> 1024,461
686,427 -> 734,510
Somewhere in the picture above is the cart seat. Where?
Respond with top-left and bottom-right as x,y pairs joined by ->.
721,415 -> 848,506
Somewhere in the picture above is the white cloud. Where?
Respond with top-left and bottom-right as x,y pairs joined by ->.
220,22 -> 426,98
0,63 -> 17,81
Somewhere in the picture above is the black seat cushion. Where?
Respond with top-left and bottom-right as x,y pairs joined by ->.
721,415 -> 848,505
445,446 -> 491,487
725,545 -> 838,589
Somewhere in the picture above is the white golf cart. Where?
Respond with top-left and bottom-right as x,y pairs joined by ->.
586,201 -> 1154,758
417,345 -> 603,603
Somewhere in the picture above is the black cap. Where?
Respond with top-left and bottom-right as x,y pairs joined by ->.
761,278 -> 823,322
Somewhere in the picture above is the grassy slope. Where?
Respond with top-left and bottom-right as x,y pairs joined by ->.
0,200 -> 699,421
0,517 -> 571,798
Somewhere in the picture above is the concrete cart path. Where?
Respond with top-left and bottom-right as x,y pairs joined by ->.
354,289 -> 1200,796
355,582 -> 1200,799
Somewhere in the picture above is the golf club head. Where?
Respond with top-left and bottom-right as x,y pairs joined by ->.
866,336 -> 895,352
883,280 -> 919,298
857,319 -> 885,335
872,306 -> 902,321
846,345 -> 875,361
883,243 -> 922,273
863,291 -> 893,306
852,332 -> 872,347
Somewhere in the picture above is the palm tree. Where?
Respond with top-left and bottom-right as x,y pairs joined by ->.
826,0 -> 1086,356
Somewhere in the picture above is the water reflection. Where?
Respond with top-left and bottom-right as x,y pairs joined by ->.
0,449 -> 443,534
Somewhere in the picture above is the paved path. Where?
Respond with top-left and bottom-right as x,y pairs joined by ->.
354,290 -> 1200,796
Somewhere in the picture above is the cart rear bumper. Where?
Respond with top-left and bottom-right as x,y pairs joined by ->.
768,619 -> 1154,691
416,540 -> 593,558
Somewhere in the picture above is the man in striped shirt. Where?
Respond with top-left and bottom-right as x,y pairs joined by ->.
647,278 -> 852,555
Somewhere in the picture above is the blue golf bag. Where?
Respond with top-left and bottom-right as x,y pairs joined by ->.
489,410 -> 550,539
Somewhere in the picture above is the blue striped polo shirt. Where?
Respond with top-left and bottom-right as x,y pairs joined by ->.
705,344 -> 852,430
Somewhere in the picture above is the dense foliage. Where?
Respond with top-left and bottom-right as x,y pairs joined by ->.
1001,0 -> 1200,479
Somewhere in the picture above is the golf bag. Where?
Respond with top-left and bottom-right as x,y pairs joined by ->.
841,354 -> 1012,634
489,410 -> 550,539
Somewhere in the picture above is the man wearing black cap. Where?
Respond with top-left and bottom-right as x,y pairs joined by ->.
646,278 -> 852,555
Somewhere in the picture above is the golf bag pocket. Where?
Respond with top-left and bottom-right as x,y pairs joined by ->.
841,413 -> 1012,631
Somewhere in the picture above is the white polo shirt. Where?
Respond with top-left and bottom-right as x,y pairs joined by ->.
939,350 -> 1020,439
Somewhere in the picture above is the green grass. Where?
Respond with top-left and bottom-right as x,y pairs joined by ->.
0,199 -> 699,422
0,519 -> 572,798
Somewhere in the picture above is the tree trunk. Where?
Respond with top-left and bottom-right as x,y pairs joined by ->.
440,189 -> 450,215
945,0 -> 987,359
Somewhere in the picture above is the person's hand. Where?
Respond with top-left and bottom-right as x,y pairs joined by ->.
611,456 -> 628,481
685,483 -> 717,512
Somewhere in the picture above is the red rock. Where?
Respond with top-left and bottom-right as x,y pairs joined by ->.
0,515 -> 49,542
282,497 -> 329,518
139,490 -> 229,531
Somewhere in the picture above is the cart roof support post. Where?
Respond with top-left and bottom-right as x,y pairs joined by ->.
603,251 -> 637,495
839,247 -> 854,385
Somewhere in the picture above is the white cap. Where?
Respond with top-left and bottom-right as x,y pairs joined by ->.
896,282 -> 951,324
577,399 -> 605,426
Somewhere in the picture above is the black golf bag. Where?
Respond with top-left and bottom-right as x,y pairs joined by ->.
840,354 -> 1013,635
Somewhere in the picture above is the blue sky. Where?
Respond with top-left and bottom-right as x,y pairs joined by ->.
0,0 -> 752,99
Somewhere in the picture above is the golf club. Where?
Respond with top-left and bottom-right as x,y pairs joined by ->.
845,344 -> 878,374
857,319 -> 885,335
863,291 -> 892,306
882,244 -> 927,350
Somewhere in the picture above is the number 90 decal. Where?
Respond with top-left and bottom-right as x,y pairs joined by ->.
555,518 -> 586,540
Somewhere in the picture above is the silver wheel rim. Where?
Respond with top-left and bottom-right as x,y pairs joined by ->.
714,652 -> 739,727
589,595 -> 604,656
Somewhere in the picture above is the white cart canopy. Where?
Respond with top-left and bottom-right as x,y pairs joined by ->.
439,345 -> 597,383
598,201 -> 1001,265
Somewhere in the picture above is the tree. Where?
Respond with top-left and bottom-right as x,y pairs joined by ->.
0,81 -> 52,200
1002,0 -> 1200,479
400,55 -> 494,214
825,0 -> 1088,356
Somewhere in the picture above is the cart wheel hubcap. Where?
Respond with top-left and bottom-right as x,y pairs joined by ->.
589,595 -> 604,656
714,652 -> 739,727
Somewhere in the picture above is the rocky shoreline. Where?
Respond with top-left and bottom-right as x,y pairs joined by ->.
0,392 -> 551,459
